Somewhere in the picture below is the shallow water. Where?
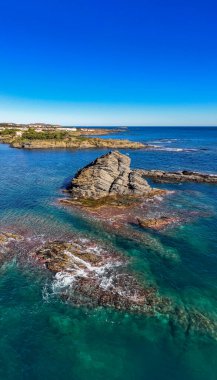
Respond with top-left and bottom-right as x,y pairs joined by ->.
0,127 -> 217,379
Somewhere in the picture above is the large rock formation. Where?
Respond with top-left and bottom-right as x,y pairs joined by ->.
69,151 -> 151,200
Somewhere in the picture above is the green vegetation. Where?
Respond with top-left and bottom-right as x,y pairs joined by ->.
21,129 -> 70,140
72,195 -> 141,208
0,128 -> 17,137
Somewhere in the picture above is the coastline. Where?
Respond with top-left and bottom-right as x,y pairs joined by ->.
10,137 -> 147,150
0,125 -> 148,150
0,127 -> 217,379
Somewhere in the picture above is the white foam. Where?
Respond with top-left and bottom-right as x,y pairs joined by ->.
148,139 -> 178,144
99,275 -> 114,290
148,145 -> 198,152
53,271 -> 77,289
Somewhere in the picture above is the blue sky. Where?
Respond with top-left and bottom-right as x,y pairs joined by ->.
0,0 -> 217,125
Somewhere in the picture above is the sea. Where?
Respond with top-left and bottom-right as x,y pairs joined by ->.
0,127 -> 217,380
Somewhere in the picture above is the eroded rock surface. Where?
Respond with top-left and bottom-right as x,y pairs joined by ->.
0,232 -> 24,265
34,239 -> 165,312
1,229 -> 217,339
10,138 -> 146,150
69,151 -> 151,200
33,238 -> 217,339
137,169 -> 217,184
137,216 -> 181,230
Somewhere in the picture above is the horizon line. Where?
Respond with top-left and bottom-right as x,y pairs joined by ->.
1,122 -> 217,128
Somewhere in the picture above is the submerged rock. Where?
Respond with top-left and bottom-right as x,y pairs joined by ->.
34,238 -> 217,340
1,229 -> 216,339
34,238 -> 168,313
68,151 -> 151,200
0,232 -> 24,265
137,216 -> 180,230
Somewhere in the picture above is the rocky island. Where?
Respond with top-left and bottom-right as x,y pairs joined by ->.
61,150 -> 217,233
68,150 -> 152,199
61,151 -> 171,232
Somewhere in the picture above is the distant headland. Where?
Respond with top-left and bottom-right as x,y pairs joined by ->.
0,122 -> 146,150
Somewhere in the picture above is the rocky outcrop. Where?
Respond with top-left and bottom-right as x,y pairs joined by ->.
137,169 -> 217,184
69,151 -> 151,200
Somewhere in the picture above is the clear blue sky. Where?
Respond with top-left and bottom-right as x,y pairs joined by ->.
0,0 -> 217,125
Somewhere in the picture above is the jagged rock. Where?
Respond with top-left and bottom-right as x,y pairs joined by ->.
69,151 -> 151,200
137,169 -> 217,184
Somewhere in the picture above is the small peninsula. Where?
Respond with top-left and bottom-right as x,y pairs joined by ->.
0,123 -> 147,150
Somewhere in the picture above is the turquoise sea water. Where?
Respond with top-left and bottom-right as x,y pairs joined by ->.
0,127 -> 217,380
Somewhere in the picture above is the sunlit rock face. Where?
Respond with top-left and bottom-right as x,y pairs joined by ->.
69,151 -> 151,200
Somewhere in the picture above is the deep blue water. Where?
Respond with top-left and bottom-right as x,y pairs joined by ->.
0,127 -> 217,380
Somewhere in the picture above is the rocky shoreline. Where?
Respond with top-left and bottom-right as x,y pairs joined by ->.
0,126 -> 149,150
10,137 -> 147,150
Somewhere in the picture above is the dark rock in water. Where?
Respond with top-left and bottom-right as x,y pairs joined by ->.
1,229 -> 217,339
34,239 -> 169,313
68,151 -> 151,200
137,169 -> 217,184
33,239 -> 217,339
0,232 -> 24,265
35,240 -> 103,273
